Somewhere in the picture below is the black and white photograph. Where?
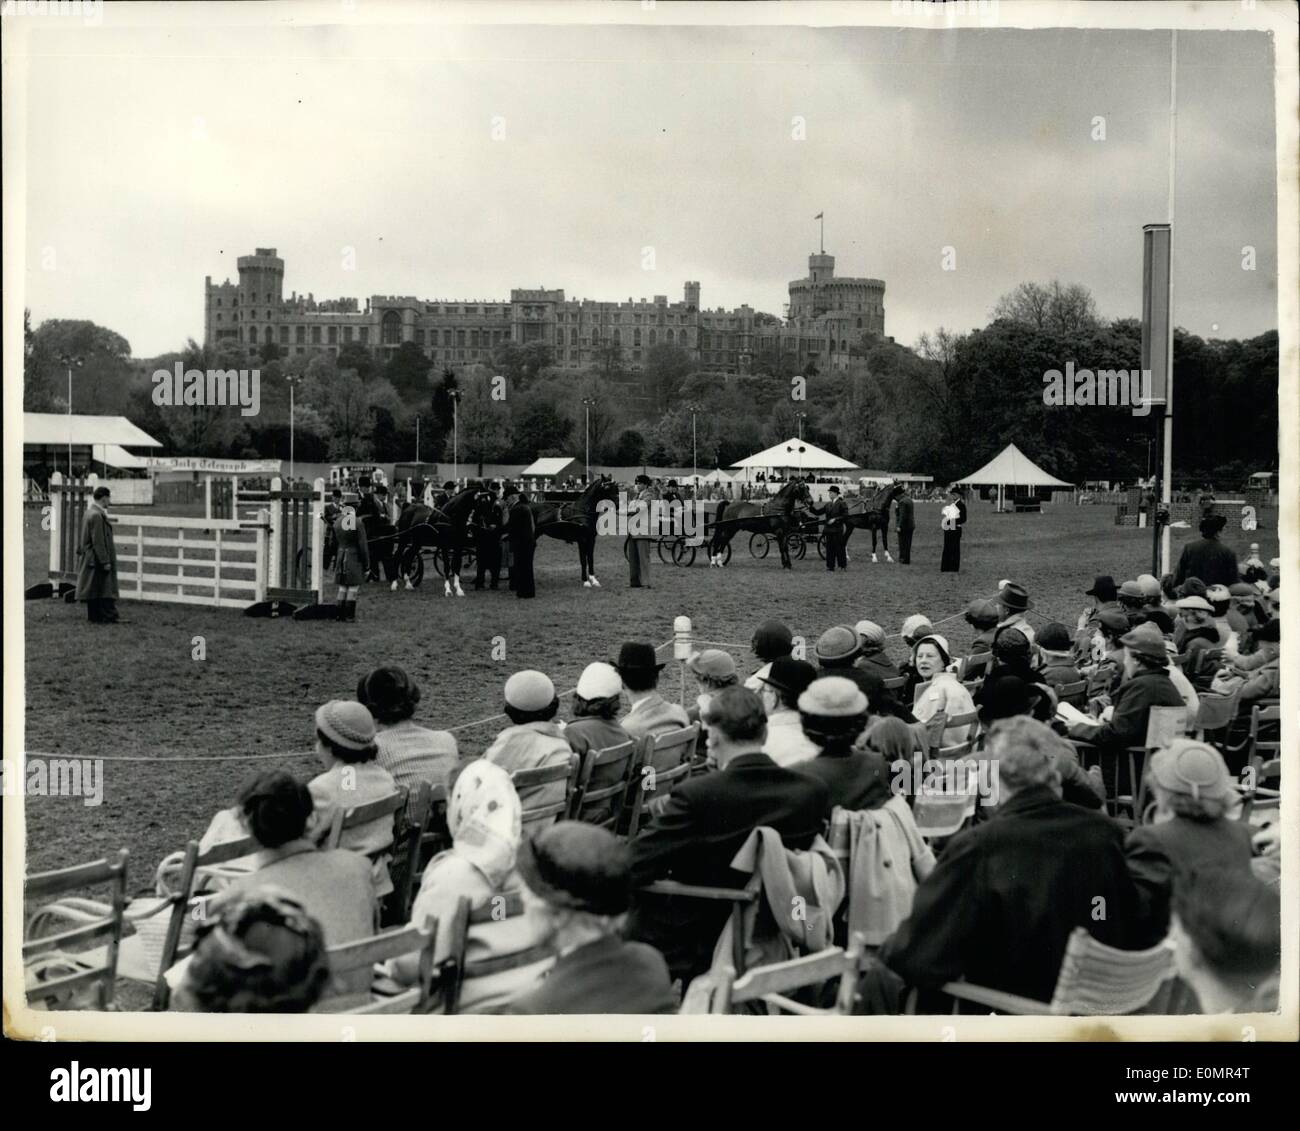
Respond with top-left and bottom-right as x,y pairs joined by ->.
4,0 -> 1296,1060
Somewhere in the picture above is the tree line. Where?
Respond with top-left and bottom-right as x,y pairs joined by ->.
23,280 -> 1278,485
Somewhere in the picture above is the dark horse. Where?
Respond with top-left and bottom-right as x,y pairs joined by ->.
529,476 -> 622,587
843,481 -> 908,562
707,479 -> 812,569
393,484 -> 480,596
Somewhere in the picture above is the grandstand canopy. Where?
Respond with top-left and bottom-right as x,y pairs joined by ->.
520,456 -> 582,479
93,444 -> 151,470
956,443 -> 1072,488
25,412 -> 162,448
732,438 -> 859,472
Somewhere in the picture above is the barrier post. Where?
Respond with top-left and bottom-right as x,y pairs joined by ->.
674,615 -> 693,707
48,471 -> 62,581
309,477 -> 325,598
254,508 -> 269,603
267,476 -> 283,595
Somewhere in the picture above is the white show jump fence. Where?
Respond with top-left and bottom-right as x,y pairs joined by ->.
41,473 -> 325,613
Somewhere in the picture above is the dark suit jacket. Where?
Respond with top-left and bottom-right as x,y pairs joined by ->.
627,751 -> 831,982
504,935 -> 676,1014
880,785 -> 1141,1003
1173,537 -> 1240,588
1125,816 -> 1255,941
895,495 -> 915,532
794,749 -> 892,811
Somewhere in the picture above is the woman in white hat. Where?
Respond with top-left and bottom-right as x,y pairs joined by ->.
483,670 -> 575,813
909,635 -> 977,748
565,663 -> 636,825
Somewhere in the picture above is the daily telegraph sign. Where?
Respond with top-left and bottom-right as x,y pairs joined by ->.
145,457 -> 283,474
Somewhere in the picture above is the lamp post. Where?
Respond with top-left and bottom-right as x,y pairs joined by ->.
415,413 -> 421,464
449,389 -> 461,484
285,373 -> 302,481
582,397 -> 593,483
686,402 -> 701,483
795,410 -> 807,441
59,354 -> 84,475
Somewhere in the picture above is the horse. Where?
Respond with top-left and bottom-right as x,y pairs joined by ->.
843,482 -> 907,562
530,476 -> 621,587
707,478 -> 812,569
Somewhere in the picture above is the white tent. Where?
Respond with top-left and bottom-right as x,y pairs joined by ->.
25,412 -> 162,448
698,468 -> 741,484
93,444 -> 151,470
520,456 -> 582,480
731,438 -> 859,472
956,442 -> 1073,511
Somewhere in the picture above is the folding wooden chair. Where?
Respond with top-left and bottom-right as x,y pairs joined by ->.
569,739 -> 641,830
912,760 -> 982,842
1240,705 -> 1281,822
711,933 -> 871,1015
625,724 -> 701,834
513,755 -> 581,837
24,850 -> 130,1011
1072,706 -> 1188,830
427,890 -> 553,1015
937,710 -> 981,758
637,874 -> 761,977
912,928 -> 1177,1016
322,922 -> 439,1014
382,782 -> 434,927
324,786 -> 409,853
881,675 -> 907,692
1192,690 -> 1238,740
960,653 -> 992,681
151,834 -> 260,1010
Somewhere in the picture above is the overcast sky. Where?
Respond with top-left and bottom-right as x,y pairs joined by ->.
13,17 -> 1279,357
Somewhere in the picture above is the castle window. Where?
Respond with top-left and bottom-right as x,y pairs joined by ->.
359,326 -> 369,344
280,325 -> 289,344
457,330 -> 466,347
329,326 -> 338,344
311,326 -> 322,344
296,326 -> 306,344
415,329 -> 425,345
612,329 -> 621,345
343,326 -> 353,343
216,314 -> 223,323
665,329 -> 674,345
382,310 -> 402,345
633,329 -> 641,347
570,328 -> 577,345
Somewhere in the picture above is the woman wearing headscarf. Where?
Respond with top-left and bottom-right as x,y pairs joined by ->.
908,634 -> 977,748
399,760 -> 553,1012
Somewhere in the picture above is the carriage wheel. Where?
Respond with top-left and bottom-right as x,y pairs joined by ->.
399,546 -> 424,587
656,538 -> 674,566
748,532 -> 770,559
672,539 -> 697,567
816,533 -> 828,560
787,533 -> 807,560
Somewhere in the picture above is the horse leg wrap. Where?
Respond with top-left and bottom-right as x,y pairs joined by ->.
584,579 -> 593,588
591,575 -> 601,587
885,551 -> 894,562
454,576 -> 465,597
443,579 -> 452,597
390,579 -> 399,592
872,553 -> 878,563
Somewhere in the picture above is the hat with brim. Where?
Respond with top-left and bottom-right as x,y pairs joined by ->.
963,599 -> 1000,627
1176,596 -> 1214,613
1149,740 -> 1233,802
1200,514 -> 1227,535
1118,581 -> 1145,602
998,583 -> 1033,612
1176,577 -> 1208,599
978,675 -> 1045,723
1085,574 -> 1118,600
516,822 -> 631,916
815,625 -> 862,664
613,641 -> 665,674
1228,583 -> 1256,598
1136,574 -> 1162,599
759,657 -> 818,699
797,675 -> 868,718
687,649 -> 737,682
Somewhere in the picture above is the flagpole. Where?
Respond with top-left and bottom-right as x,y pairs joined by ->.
1160,29 -> 1177,576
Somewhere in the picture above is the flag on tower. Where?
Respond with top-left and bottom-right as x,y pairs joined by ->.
814,211 -> 823,219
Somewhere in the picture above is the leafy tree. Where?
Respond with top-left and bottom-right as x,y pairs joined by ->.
605,428 -> 646,467
454,366 -> 513,475
25,317 -> 135,415
510,398 -> 573,460
383,341 -> 433,405
642,344 -> 695,413
590,341 -> 627,382
336,340 -> 378,383
992,280 -> 1100,336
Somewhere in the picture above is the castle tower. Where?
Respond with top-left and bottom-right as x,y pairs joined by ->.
683,280 -> 700,311
238,248 -> 285,313
807,252 -> 835,283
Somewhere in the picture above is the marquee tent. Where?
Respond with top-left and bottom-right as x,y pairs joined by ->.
520,456 -> 583,480
731,438 -> 859,473
698,468 -> 742,484
956,442 -> 1073,510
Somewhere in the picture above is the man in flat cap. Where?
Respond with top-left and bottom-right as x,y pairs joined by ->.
507,822 -> 676,1014
77,485 -> 124,623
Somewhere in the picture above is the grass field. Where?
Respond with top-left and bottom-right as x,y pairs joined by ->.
21,500 -> 1278,887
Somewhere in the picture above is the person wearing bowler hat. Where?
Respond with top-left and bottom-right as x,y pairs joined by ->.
77,485 -> 124,624
1124,740 -> 1255,940
822,485 -> 850,571
994,581 -> 1036,645
755,656 -> 820,767
743,619 -> 795,691
504,483 -> 537,599
1074,574 -> 1122,659
626,474 -> 656,589
615,641 -> 689,741
483,671 -> 574,812
1173,512 -> 1240,589
938,485 -> 967,572
506,822 -> 676,1014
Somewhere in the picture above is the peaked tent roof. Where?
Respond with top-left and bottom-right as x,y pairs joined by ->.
698,468 -> 742,483
731,438 -> 859,471
25,413 -> 163,448
956,443 -> 1072,488
520,456 -> 582,478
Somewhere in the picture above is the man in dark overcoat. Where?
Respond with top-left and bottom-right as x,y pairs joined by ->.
894,488 -> 915,565
505,485 -> 536,599
76,485 -> 122,623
